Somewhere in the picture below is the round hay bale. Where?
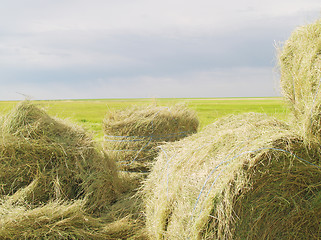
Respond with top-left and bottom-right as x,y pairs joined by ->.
143,113 -> 321,239
279,18 -> 321,140
103,104 -> 199,172
0,101 -> 122,212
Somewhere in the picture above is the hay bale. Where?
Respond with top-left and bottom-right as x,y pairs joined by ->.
279,18 -> 321,140
143,113 -> 321,239
103,104 -> 199,172
0,101 -> 122,212
0,181 -> 110,239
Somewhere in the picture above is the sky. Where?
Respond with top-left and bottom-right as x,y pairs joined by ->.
0,0 -> 320,100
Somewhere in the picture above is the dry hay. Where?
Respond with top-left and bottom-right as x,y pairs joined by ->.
279,18 -> 321,140
0,101 -> 122,213
0,180 -> 112,240
0,176 -> 147,240
103,216 -> 148,239
99,171 -> 152,239
103,104 -> 199,172
143,113 -> 321,239
102,190 -> 149,239
0,101 -> 148,239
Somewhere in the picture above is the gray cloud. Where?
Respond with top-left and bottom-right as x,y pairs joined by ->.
0,1 -> 320,99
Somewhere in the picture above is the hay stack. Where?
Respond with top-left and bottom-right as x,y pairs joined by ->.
103,104 -> 199,172
0,101 -> 122,212
143,113 -> 321,239
279,19 -> 321,140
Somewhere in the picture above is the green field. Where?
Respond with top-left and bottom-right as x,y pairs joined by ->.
0,97 -> 290,140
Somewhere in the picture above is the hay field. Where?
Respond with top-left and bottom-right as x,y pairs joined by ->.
0,97 -> 289,140
2,19 -> 321,239
0,98 -> 308,239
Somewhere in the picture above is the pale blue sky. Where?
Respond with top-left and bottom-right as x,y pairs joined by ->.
0,0 -> 320,100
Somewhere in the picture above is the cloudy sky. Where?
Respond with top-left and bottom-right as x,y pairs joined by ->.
0,0 -> 320,100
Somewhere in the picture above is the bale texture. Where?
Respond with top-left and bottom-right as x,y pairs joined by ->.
143,113 -> 321,239
0,101 -> 122,212
279,18 -> 321,140
103,104 -> 199,172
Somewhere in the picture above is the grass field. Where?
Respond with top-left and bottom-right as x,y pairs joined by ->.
0,97 -> 290,140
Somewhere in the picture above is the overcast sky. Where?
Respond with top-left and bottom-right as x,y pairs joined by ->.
0,0 -> 320,100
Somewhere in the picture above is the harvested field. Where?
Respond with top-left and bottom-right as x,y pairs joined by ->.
1,18 -> 321,240
0,97 -> 289,140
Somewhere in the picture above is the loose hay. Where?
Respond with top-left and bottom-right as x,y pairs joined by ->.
102,184 -> 149,239
103,104 -> 199,172
143,113 -> 321,239
0,181 -> 110,240
0,175 -> 146,239
0,101 -> 122,212
279,18 -> 321,141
